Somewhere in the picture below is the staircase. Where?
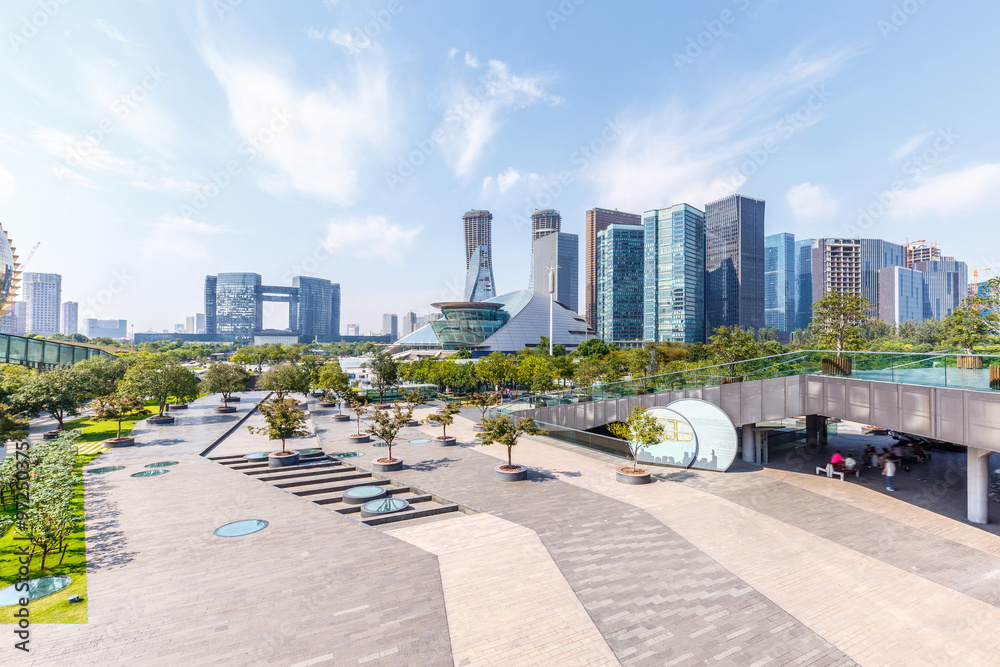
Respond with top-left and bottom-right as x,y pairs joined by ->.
209,450 -> 465,527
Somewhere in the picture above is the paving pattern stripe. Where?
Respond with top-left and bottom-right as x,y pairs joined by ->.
455,416 -> 1000,667
387,512 -> 622,667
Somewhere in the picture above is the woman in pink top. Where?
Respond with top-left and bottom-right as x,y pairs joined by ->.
830,451 -> 845,465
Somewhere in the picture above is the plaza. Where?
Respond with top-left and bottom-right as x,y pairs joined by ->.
14,390 -> 1000,666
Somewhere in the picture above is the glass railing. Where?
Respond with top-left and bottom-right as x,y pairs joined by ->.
492,350 -> 1000,418
0,333 -> 110,368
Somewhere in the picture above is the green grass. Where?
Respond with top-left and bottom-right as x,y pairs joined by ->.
0,451 -> 99,624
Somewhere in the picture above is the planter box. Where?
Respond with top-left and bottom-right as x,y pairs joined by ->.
616,466 -> 652,485
406,420 -> 420,427
106,437 -> 135,448
148,415 -> 175,425
494,464 -> 528,482
347,433 -> 371,444
311,391 -> 326,398
822,358 -> 853,376
473,423 -> 484,432
268,451 -> 300,468
958,355 -> 985,370
434,436 -> 457,446
332,414 -> 351,422
42,431 -> 61,440
225,396 -> 241,403
991,365 -> 1000,390
720,376 -> 744,384
216,406 -> 237,413
372,458 -> 403,472
168,404 -> 188,410
319,401 -> 337,408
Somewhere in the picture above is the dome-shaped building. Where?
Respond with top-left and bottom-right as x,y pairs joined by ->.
0,223 -> 17,318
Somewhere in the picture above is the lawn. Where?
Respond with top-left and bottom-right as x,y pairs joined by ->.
0,403 -> 156,625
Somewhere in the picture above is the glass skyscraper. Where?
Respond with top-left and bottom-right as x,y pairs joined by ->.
596,223 -> 644,342
794,238 -> 814,331
860,239 -> 905,316
293,276 -> 341,340
878,266 -> 925,324
643,204 -> 705,343
764,233 -> 796,335
705,194 -> 765,334
532,231 -> 579,312
913,259 -> 968,320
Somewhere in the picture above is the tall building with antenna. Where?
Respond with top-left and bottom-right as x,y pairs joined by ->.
462,210 -> 496,301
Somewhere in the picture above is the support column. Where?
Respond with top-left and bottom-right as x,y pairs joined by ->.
742,426 -> 756,463
968,447 -> 991,525
819,417 -> 828,447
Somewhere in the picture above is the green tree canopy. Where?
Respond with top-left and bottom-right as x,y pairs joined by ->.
479,415 -> 542,469
92,393 -> 150,439
607,405 -> 666,474
366,404 -> 413,462
366,350 -> 400,404
13,365 -> 89,429
120,353 -> 199,417
810,290 -> 872,354
426,401 -> 461,439
201,362 -> 249,407
258,362 -> 311,401
707,326 -> 761,377
249,397 -> 309,454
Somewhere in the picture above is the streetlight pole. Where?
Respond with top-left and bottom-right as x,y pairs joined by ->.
546,265 -> 560,356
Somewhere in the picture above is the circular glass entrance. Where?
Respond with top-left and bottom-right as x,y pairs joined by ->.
88,466 -> 125,474
0,576 -> 72,607
213,519 -> 269,537
131,470 -> 168,478
145,461 -> 178,468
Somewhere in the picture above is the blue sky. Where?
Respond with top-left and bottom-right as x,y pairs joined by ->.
3,0 -> 999,333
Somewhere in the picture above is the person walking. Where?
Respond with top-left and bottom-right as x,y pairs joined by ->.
883,456 -> 896,492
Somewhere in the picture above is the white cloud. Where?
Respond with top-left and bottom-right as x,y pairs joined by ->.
464,52 -> 479,68
139,216 -> 231,259
888,163 -> 1000,218
889,131 -> 933,161
201,46 -> 392,206
0,165 -> 15,199
447,47 -> 458,59
439,56 -> 561,177
482,167 -> 526,193
786,182 -> 837,220
307,27 -> 373,53
323,216 -> 420,262
92,19 -> 128,43
584,47 -> 858,212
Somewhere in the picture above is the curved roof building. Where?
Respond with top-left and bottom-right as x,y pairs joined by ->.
0,224 -> 18,318
393,290 -> 594,354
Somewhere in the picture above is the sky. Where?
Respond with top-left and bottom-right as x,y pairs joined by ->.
2,0 -> 1000,334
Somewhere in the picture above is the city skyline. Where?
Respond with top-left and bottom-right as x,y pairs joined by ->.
4,2 -> 1000,333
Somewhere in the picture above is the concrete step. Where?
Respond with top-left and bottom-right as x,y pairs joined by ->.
311,481 -> 400,505
273,471 -> 373,489
241,460 -> 340,475
290,476 -> 387,497
359,504 -> 461,526
334,493 -> 432,515
256,466 -> 356,482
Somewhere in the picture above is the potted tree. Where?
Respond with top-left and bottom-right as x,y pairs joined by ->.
468,392 -> 500,430
944,281 -> 999,375
365,350 -> 399,407
426,401 -> 460,445
119,353 -> 198,425
606,405 -> 666,485
479,415 -> 542,482
13,365 -> 88,437
366,404 -> 413,472
811,290 -> 871,376
707,326 -> 760,383
201,362 -> 249,413
399,388 -> 426,426
258,362 -> 311,406
316,361 -> 352,421
92,392 -> 149,448
249,397 -> 310,467
345,392 -> 372,444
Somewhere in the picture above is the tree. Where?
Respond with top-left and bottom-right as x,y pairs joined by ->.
576,338 -> 611,359
943,304 -> 995,355
201,362 -> 249,407
92,393 -> 150,439
345,391 -> 371,436
607,405 -> 666,474
231,345 -> 269,373
516,356 -> 555,394
810,290 -> 872,355
426,402 -> 460,439
120,354 -> 198,417
258,362 -> 311,401
0,403 -> 29,444
707,326 -> 761,377
479,415 -> 542,470
248,397 -> 309,454
366,404 -> 413,462
468,391 -> 501,425
73,355 -> 129,406
315,360 -> 351,413
476,352 -> 514,393
366,351 -> 399,405
0,364 -> 33,405
13,365 -> 88,429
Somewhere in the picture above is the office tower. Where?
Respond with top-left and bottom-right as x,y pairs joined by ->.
462,210 -> 496,301
205,273 -> 262,343
204,276 -> 218,335
185,314 -> 207,334
913,259 -> 968,320
794,238 -> 814,331
585,208 -> 641,329
907,242 -> 940,268
427,312 -> 443,322
13,302 -> 26,335
174,324 -> 186,333
860,239 -> 905,316
347,324 -> 360,336
62,301 -> 79,335
23,272 -> 62,336
84,318 -> 128,339
811,238 -> 862,302
528,209 -> 561,290
531,232 -> 579,312
704,194 -> 765,334
382,313 -> 398,341
185,315 -> 195,334
293,276 -> 341,340
401,311 -> 417,337
643,204 -> 706,343
878,266 -> 925,324
596,223 -> 644,342
764,233 -> 796,335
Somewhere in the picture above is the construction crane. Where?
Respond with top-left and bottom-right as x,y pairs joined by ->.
20,242 -> 40,271
970,266 -> 992,297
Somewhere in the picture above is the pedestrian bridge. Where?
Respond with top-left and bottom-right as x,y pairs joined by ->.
497,351 -> 1000,524
0,333 -> 110,369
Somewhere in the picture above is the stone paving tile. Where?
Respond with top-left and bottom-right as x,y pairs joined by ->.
387,512 -> 621,666
315,406 -> 851,667
24,442 -> 453,666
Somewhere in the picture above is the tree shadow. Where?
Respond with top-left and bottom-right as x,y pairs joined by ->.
84,481 -> 137,571
530,467 -> 583,480
135,438 -> 186,447
407,457 -> 459,472
656,470 -> 697,483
